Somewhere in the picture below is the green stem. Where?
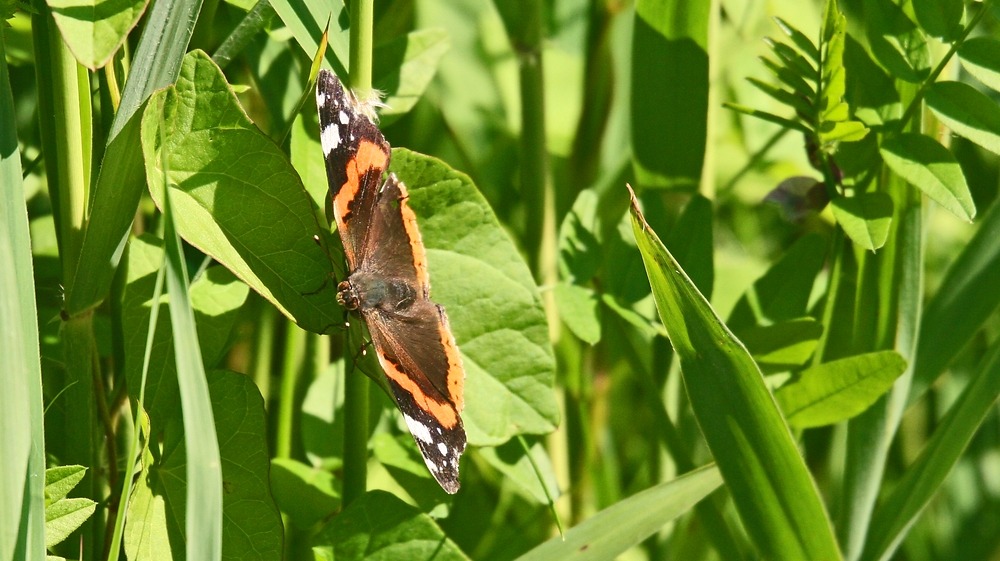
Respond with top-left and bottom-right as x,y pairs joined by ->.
276,321 -> 305,458
342,0 -> 376,506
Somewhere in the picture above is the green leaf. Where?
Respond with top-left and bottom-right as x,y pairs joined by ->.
140,50 -> 341,334
631,0 -> 710,188
862,345 -> 1000,561
843,35 -> 901,126
123,371 -> 283,560
747,78 -> 814,119
373,28 -> 451,124
925,80 -> 1000,156
1,37 -> 46,561
879,133 -> 975,221
312,490 -> 469,561
831,192 -> 894,251
120,235 -> 249,425
66,0 -> 203,314
270,458 -> 340,530
723,102 -> 811,133
728,233 -> 827,330
627,187 -> 841,561
776,351 -> 907,428
43,466 -> 87,505
958,37 -> 1000,92
515,464 -> 722,561
269,0 -> 350,76
737,318 -> 823,373
910,200 -> 1000,403
44,497 -> 96,549
478,438 -> 561,505
774,17 -> 820,63
48,0 -> 148,69
762,57 -> 816,100
912,0 -> 963,41
558,188 -> 602,283
392,149 -> 559,445
554,283 -> 602,345
864,0 -> 929,83
370,434 -> 453,512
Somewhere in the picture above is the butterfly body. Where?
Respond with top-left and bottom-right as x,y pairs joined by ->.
316,69 -> 466,494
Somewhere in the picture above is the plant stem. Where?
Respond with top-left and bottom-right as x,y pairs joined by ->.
342,0 -> 376,507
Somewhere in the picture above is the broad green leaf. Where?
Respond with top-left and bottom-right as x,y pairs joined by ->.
862,345 -> 1000,561
554,283 -> 602,345
864,0 -> 929,83
48,0 -> 148,69
478,438 -> 561,505
140,50 -> 341,334
628,187 -> 841,561
392,149 -> 559,445
123,371 -> 283,560
819,119 -> 869,145
776,351 -> 907,428
737,318 -> 823,373
631,0 -> 710,189
270,458 -> 340,530
43,466 -> 87,504
120,235 -> 249,426
911,0 -> 963,41
879,133 -> 974,221
44,497 -> 96,549
958,37 -> 1000,92
831,192 -> 894,251
0,38 -> 46,561
925,81 -> 1000,156
312,490 -> 469,561
66,0 -> 204,314
516,464 -> 722,561
910,199 -> 1000,404
728,233 -> 827,331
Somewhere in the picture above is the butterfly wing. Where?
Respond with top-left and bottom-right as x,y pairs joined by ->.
359,176 -> 466,492
315,70 -> 390,271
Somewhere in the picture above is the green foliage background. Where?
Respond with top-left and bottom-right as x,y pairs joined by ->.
3,0 -> 1000,560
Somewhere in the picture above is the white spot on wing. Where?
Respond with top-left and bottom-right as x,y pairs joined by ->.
320,124 -> 341,154
316,91 -> 327,107
339,110 -> 350,124
404,414 -> 434,444
437,442 -> 448,455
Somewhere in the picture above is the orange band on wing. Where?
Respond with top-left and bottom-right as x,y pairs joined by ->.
334,139 -> 390,241
394,182 -> 430,291
376,352 -> 461,428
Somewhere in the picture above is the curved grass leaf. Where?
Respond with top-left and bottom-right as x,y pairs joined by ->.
0,42 -> 46,561
515,464 -> 722,561
910,199 -> 1000,404
958,37 -> 1000,92
831,192 -> 894,251
313,490 -> 469,561
776,350 -> 907,428
627,186 -> 842,561
48,0 -> 149,69
879,133 -> 974,221
392,149 -> 559,446
925,81 -> 1000,156
861,345 -> 1000,561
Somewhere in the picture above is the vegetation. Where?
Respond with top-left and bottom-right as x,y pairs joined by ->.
3,0 -> 1000,559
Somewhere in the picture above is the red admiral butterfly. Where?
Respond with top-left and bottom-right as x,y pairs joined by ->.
315,69 -> 466,493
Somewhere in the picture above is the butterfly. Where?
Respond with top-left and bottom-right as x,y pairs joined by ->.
315,69 -> 466,493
